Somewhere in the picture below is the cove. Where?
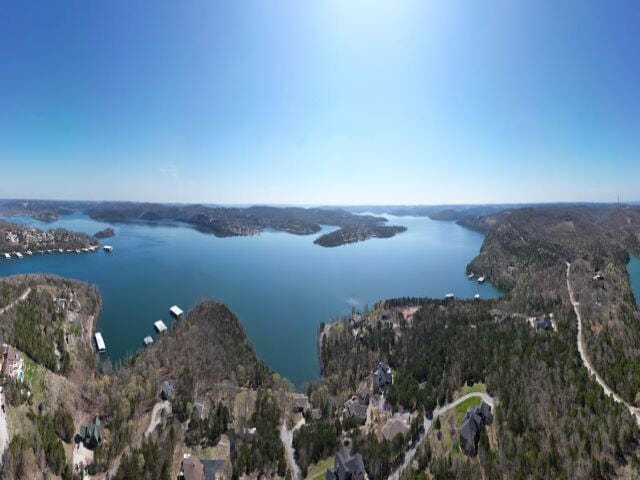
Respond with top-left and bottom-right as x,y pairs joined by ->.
0,213 -> 501,387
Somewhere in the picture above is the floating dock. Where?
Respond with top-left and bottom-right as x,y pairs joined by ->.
103,245 -> 113,253
445,293 -> 454,299
169,305 -> 184,318
154,320 -> 168,333
143,336 -> 154,346
95,332 -> 106,352
477,276 -> 485,284
3,253 -> 10,260
15,252 -> 23,259
474,293 -> 480,299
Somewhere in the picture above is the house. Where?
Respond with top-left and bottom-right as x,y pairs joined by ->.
311,408 -> 322,420
325,450 -> 366,480
2,345 -> 24,381
372,362 -> 392,392
459,409 -> 482,456
343,398 -> 368,426
203,459 -> 226,480
79,415 -> 104,449
535,316 -> 552,331
161,381 -> 176,401
182,456 -> 205,480
292,393 -> 310,413
459,402 -> 492,456
356,388 -> 370,405
382,413 -> 410,441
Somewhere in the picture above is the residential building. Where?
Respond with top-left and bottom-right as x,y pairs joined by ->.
325,450 -> 366,480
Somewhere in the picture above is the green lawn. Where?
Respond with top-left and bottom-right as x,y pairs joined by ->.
23,356 -> 46,404
453,396 -> 482,425
458,382 -> 486,397
306,456 -> 334,480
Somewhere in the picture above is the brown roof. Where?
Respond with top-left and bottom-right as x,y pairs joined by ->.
183,457 -> 205,480
1,346 -> 20,376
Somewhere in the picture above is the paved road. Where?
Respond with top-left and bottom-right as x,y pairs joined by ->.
280,416 -> 305,480
566,262 -> 640,425
0,288 -> 31,316
389,392 -> 495,480
145,400 -> 171,437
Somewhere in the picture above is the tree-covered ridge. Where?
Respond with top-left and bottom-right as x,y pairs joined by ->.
461,205 -> 640,407
84,202 -> 406,246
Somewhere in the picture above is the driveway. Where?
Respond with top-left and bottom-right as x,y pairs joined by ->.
389,392 -> 495,480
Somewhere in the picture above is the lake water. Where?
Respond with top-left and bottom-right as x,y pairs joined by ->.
628,255 -> 640,305
0,213 -> 501,386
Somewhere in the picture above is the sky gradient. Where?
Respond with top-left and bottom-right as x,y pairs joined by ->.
1,1 -> 639,205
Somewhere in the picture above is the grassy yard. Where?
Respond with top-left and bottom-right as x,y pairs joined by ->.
23,356 -> 46,404
458,382 -> 486,397
306,456 -> 334,480
453,396 -> 482,425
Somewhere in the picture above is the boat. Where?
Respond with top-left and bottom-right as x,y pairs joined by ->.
103,245 -> 113,253
15,252 -> 23,259
75,249 -> 81,254
477,276 -> 485,284
474,293 -> 480,299
169,305 -> 184,318
94,332 -> 106,352
445,293 -> 454,299
467,273 -> 475,279
154,320 -> 168,333
143,336 -> 154,347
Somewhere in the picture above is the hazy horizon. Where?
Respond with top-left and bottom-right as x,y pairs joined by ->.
2,1 -> 639,204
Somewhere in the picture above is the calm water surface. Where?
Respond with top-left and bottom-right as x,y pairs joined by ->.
628,255 -> 640,305
0,213 -> 501,386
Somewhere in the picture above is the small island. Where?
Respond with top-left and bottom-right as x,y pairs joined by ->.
314,224 -> 407,247
93,227 -> 115,239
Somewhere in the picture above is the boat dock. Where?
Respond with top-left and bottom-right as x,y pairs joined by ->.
445,293 -> 454,299
103,245 -> 113,253
169,305 -> 184,318
154,320 -> 168,333
95,332 -> 106,352
477,276 -> 485,284
143,336 -> 154,346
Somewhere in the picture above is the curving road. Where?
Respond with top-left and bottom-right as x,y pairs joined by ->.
566,262 -> 640,425
281,416 -> 305,480
0,288 -> 31,316
145,400 -> 171,438
389,392 -> 495,480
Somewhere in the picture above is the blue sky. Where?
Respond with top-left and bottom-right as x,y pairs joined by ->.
1,1 -> 639,205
